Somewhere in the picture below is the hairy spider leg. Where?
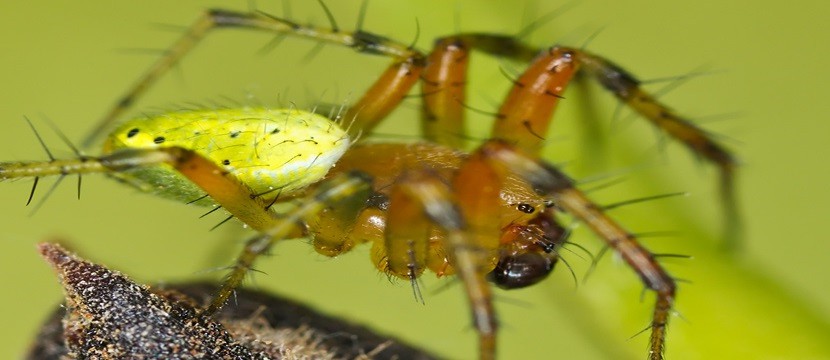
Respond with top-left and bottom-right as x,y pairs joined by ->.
413,37 -> 716,346
202,170 -> 374,315
0,145 -> 371,316
351,139 -> 680,360
356,143 -> 540,360
480,140 -> 676,360
0,146 -> 296,235
420,37 -> 470,149
413,34 -> 739,245
79,8 -> 422,149
385,169 -> 498,359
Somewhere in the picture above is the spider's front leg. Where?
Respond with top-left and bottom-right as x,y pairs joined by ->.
367,141 -> 575,360
481,140 -> 676,360
421,34 -> 740,246
381,156 -> 505,360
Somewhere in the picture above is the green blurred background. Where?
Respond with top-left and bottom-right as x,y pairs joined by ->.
1,1 -> 829,359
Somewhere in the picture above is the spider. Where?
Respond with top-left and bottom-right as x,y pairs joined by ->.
1,2 -> 737,359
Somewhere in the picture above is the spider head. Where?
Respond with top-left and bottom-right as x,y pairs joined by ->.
489,212 -> 569,289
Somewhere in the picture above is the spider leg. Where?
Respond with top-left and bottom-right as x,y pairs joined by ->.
489,46 -> 578,154
383,172 -> 434,281
342,34 -> 535,147
419,34 -> 539,149
341,54 -> 425,136
80,8 -> 424,148
0,147 -> 300,234
1,136 -> 385,319
420,37 -> 470,148
386,169 -> 499,360
480,140 -> 675,360
203,170 -> 373,315
387,141 -> 550,359
418,33 -> 739,244
425,33 -> 736,175
574,49 -> 740,247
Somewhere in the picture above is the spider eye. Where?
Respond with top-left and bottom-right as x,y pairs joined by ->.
489,253 -> 555,290
366,192 -> 390,211
516,203 -> 535,214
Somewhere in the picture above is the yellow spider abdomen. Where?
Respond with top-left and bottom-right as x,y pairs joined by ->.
103,107 -> 350,205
